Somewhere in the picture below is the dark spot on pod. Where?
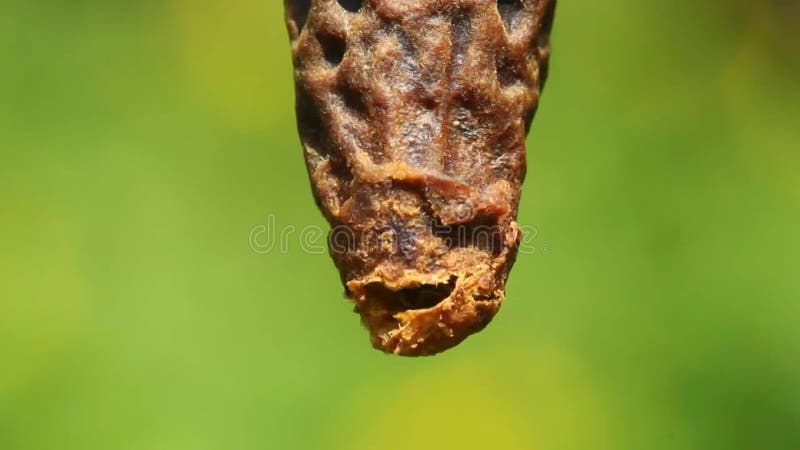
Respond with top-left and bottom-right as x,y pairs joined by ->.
497,0 -> 523,34
318,31 -> 347,67
286,0 -> 312,35
337,0 -> 362,13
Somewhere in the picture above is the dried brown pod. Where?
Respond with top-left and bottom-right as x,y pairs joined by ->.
283,0 -> 555,356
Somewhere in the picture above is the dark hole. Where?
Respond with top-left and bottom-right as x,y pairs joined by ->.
497,0 -> 523,33
337,0 -> 361,13
421,95 -> 439,110
398,280 -> 456,310
365,277 -> 457,313
339,82 -> 367,116
496,56 -> 521,88
295,87 -> 324,152
318,32 -> 347,66
287,0 -> 312,33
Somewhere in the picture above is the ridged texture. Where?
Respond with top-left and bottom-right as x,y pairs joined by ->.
284,0 -> 555,355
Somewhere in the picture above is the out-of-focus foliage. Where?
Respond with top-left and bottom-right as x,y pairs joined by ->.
1,1 -> 798,449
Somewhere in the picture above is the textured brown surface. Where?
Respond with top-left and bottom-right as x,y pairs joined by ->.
284,0 -> 555,356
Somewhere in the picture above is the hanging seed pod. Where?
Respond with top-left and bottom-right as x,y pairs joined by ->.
283,0 -> 555,356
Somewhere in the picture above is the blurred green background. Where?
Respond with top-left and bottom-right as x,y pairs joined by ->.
2,1 -> 799,449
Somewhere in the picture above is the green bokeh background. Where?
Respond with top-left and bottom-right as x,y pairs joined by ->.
2,1 -> 799,449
